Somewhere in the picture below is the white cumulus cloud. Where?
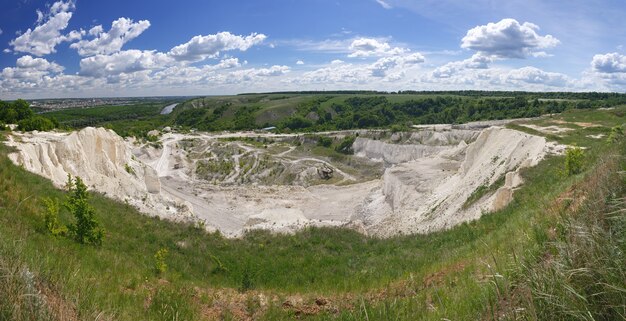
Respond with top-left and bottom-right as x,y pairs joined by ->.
432,53 -> 492,78
15,55 -> 64,73
2,56 -> 63,83
348,38 -> 406,57
70,18 -> 151,56
591,52 -> 626,73
9,1 -> 80,56
293,51 -> 424,85
370,52 -> 424,77
79,50 -> 174,77
461,19 -> 559,59
168,32 -> 267,62
504,66 -> 569,87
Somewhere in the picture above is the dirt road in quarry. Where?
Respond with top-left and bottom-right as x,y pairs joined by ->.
135,130 -> 377,237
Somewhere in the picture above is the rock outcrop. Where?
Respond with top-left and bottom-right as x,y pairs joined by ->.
353,130 -> 479,165
6,127 -> 192,222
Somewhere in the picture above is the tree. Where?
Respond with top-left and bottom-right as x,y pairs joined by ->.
17,116 -> 55,131
12,99 -> 34,120
65,175 -> 104,245
564,146 -> 584,176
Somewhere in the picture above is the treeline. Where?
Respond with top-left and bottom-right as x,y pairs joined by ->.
397,90 -> 626,101
240,90 -> 387,96
175,94 -> 623,132
276,96 -> 563,131
46,103 -> 166,128
0,99 -> 58,131
244,90 -> 626,101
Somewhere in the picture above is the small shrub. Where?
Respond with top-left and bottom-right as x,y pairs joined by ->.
65,175 -> 104,246
390,124 -> 408,133
124,164 -> 135,176
606,125 -> 623,143
154,248 -> 169,275
41,198 -> 67,237
239,265 -> 254,293
146,134 -> 159,143
316,136 -> 333,148
564,146 -> 584,176
210,255 -> 229,274
335,135 -> 356,154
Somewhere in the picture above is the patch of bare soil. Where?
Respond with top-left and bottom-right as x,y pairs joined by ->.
191,262 -> 470,320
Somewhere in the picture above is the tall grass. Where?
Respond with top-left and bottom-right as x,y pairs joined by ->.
0,244 -> 55,321
496,139 -> 626,320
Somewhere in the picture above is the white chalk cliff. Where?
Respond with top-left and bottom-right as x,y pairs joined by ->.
6,127 -> 193,222
354,127 -> 555,236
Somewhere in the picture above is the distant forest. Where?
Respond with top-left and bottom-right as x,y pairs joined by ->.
175,92 -> 626,132
242,90 -> 626,100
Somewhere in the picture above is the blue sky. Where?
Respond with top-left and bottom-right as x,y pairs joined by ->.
1,0 -> 626,99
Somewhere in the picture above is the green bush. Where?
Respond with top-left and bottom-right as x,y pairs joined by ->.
390,124 -> 409,133
316,136 -> 333,147
17,116 -> 55,132
0,99 -> 33,124
65,176 -> 104,246
564,146 -> 584,176
41,198 -> 67,237
335,135 -> 356,154
124,164 -> 135,176
239,264 -> 255,293
280,116 -> 313,130
606,125 -> 623,143
154,248 -> 168,275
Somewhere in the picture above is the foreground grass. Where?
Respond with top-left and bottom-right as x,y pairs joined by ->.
506,140 -> 626,320
0,108 -> 623,320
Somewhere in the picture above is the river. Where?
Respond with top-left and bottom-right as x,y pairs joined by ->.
160,103 -> 178,115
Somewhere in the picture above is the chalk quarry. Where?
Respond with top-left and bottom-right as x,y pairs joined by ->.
5,124 -> 563,238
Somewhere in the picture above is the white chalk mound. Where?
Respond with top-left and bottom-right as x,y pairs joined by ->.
356,127 -> 554,236
6,127 -> 193,222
